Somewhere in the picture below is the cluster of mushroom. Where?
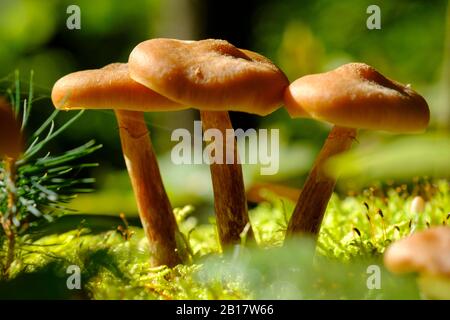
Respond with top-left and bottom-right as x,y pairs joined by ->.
52,38 -> 430,268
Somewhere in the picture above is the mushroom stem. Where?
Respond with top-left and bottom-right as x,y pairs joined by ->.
200,110 -> 253,247
286,125 -> 357,237
115,110 -> 181,267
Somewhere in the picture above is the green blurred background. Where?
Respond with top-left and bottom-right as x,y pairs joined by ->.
0,0 -> 448,217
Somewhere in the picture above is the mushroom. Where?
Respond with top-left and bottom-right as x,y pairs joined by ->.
52,63 -> 186,267
410,195 -> 426,233
0,97 -> 23,276
0,97 -> 23,160
128,38 -> 289,247
283,63 -> 430,237
410,196 -> 426,214
384,226 -> 450,299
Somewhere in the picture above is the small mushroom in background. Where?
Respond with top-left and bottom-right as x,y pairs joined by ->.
52,63 -> 186,267
0,97 -> 23,276
247,182 -> 301,204
384,226 -> 450,299
128,38 -> 289,248
0,97 -> 23,160
283,63 -> 430,238
410,195 -> 426,234
410,196 -> 426,214
0,97 -> 22,204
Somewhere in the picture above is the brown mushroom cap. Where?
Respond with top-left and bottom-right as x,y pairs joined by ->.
284,63 -> 430,133
128,38 -> 289,116
51,63 -> 184,112
384,226 -> 450,277
0,97 -> 23,159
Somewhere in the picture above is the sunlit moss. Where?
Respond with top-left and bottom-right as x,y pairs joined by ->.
1,179 -> 448,299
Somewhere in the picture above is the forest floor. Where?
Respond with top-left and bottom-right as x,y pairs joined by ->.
0,179 -> 448,299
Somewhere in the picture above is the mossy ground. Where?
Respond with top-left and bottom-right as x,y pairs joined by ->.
0,179 -> 448,299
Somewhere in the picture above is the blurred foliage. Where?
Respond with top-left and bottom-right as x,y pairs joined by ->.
325,133 -> 450,186
199,239 -> 420,300
0,0 -> 161,85
255,0 -> 447,84
0,0 -> 167,175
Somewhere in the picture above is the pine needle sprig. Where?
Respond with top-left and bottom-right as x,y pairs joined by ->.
1,71 -> 102,276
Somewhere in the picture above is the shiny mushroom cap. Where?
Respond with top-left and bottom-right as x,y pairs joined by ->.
0,97 -> 23,159
128,38 -> 289,116
284,63 -> 430,133
51,63 -> 184,112
384,226 -> 450,277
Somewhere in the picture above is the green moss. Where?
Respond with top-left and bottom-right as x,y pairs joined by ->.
1,179 -> 448,299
